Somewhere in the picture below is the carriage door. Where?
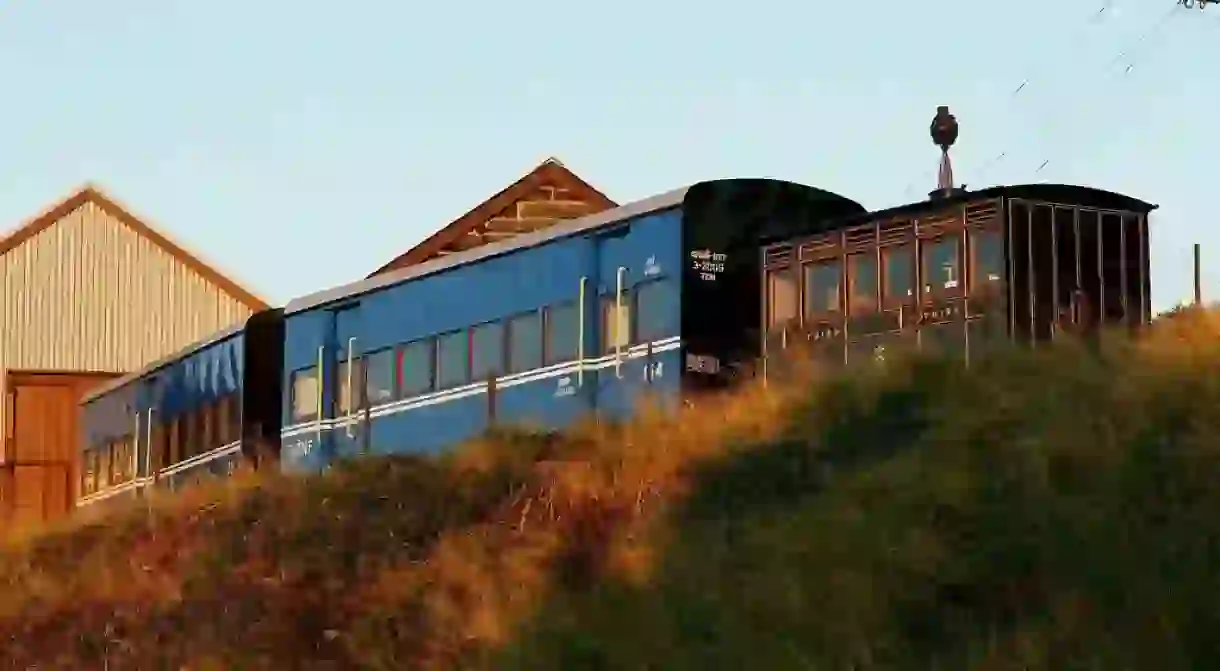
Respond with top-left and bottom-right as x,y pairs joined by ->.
329,305 -> 366,461
594,224 -> 643,421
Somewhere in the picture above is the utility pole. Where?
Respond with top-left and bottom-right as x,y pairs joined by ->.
1195,243 -> 1203,306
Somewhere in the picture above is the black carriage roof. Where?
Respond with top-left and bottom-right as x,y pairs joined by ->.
284,178 -> 862,316
81,321 -> 247,405
824,183 -> 1158,233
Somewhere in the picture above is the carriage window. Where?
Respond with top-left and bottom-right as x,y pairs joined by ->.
545,302 -> 579,364
201,403 -> 217,452
190,411 -> 204,457
922,237 -> 961,295
170,418 -> 183,466
601,295 -> 632,353
112,439 -> 133,484
398,339 -> 435,397
364,349 -> 396,405
227,393 -> 242,442
507,311 -> 543,373
195,409 -> 208,455
216,394 -> 239,446
471,321 -> 505,381
290,367 -> 319,422
970,229 -> 1004,290
848,253 -> 879,314
883,244 -> 915,302
767,269 -> 798,328
97,446 -> 113,490
636,280 -> 676,343
436,330 -> 470,389
216,397 -> 231,446
150,419 -> 169,472
803,260 -> 842,315
82,450 -> 97,496
182,411 -> 199,459
336,356 -> 366,416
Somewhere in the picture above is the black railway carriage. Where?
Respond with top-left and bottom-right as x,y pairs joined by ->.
760,184 -> 1157,368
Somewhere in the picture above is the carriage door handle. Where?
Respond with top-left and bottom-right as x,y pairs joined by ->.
615,267 -> 626,379
346,337 -> 357,438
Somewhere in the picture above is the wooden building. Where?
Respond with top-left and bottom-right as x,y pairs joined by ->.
0,184 -> 268,528
367,157 -> 616,276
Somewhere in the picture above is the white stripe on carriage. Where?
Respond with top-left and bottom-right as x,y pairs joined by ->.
80,338 -> 684,507
76,441 -> 244,507
280,337 -> 682,438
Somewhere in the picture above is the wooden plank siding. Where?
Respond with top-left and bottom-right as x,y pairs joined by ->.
367,158 -> 616,276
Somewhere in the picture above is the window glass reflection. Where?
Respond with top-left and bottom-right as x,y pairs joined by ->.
803,260 -> 842,315
970,229 -> 1004,291
848,254 -> 878,314
883,245 -> 914,302
767,269 -> 798,328
922,238 -> 960,295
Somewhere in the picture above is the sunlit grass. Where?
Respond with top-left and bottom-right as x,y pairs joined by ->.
4,311 -> 1220,667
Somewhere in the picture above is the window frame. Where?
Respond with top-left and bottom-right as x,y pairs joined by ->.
634,279 -> 674,344
215,396 -> 232,447
470,320 -> 507,382
846,252 -> 879,315
397,338 -> 436,398
920,235 -> 964,300
802,258 -> 844,319
81,449 -> 98,496
766,267 -> 799,330
881,242 -> 916,308
97,444 -> 113,490
335,354 -> 367,417
435,329 -> 471,390
112,437 -> 134,484
185,410 -> 204,460
600,293 -> 633,354
543,301 -> 580,365
969,227 -> 1005,294
506,310 -> 544,374
289,366 -> 321,423
221,393 -> 241,446
151,416 -> 170,472
200,402 -> 217,453
362,347 -> 398,406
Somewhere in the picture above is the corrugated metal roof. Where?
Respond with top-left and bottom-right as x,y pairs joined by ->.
0,184 -> 269,311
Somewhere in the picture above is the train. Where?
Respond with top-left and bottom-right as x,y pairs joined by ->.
75,177 -> 1156,509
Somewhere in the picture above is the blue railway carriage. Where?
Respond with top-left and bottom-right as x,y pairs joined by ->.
76,309 -> 284,510
759,184 -> 1157,370
280,178 -> 867,472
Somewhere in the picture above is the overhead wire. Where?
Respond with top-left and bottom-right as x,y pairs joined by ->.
901,1 -> 1192,200
1005,4 -> 1182,179
899,3 -> 1117,200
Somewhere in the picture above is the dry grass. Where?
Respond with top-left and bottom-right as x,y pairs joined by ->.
5,311 -> 1220,668
0,362 -> 806,668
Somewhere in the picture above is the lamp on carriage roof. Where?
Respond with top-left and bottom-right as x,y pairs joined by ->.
929,105 -> 965,200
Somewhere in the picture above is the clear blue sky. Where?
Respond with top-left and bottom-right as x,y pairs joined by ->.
0,0 -> 1215,312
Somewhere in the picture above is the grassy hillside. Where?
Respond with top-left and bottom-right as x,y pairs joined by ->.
5,311 -> 1220,669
